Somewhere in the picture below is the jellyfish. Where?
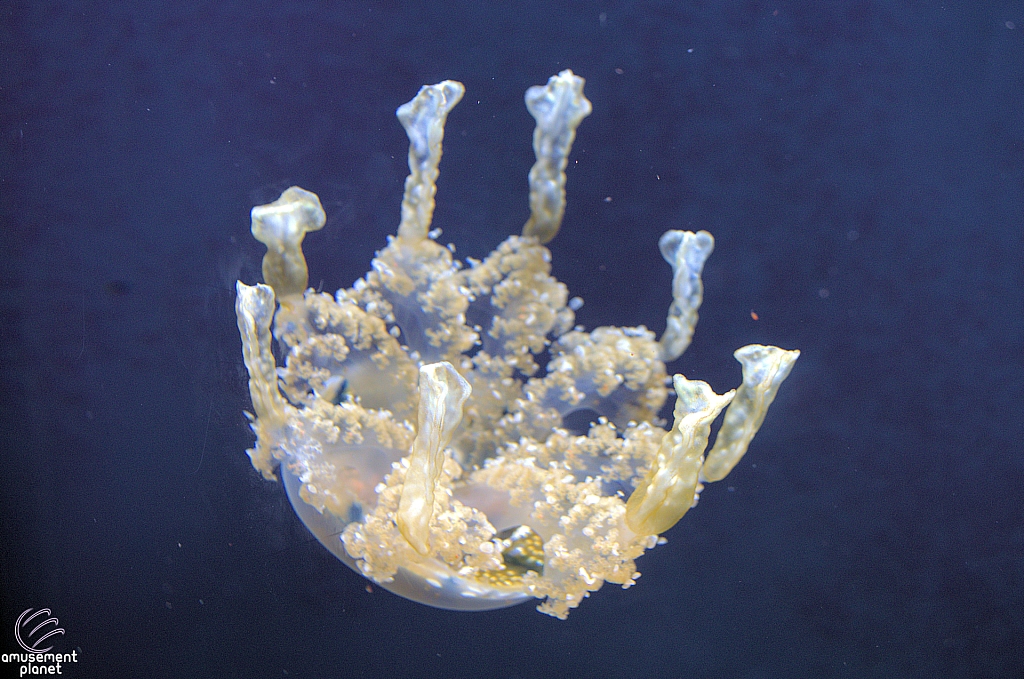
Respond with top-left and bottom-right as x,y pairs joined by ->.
235,71 -> 799,618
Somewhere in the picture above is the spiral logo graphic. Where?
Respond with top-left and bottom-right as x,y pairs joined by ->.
15,608 -> 64,653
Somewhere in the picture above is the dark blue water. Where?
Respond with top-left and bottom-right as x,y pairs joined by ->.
2,1 -> 1022,677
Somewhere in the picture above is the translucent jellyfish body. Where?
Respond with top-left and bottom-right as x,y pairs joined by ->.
235,71 -> 799,618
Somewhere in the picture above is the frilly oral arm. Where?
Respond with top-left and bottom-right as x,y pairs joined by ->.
397,362 -> 473,555
701,344 -> 800,482
249,186 -> 326,297
234,281 -> 287,479
657,229 -> 715,362
522,70 -> 593,244
396,81 -> 465,242
625,375 -> 734,536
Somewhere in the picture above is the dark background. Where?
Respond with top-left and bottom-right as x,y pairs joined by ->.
2,1 -> 1022,677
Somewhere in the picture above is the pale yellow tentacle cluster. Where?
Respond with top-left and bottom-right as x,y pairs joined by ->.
235,71 -> 799,618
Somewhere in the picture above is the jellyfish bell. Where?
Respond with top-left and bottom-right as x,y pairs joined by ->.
235,71 -> 798,618
281,465 -> 533,611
